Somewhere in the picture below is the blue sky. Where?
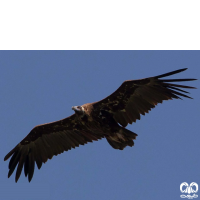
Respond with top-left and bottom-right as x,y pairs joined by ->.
1,51 -> 199,200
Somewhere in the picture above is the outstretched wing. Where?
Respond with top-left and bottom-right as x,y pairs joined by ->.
93,68 -> 196,127
4,114 -> 104,182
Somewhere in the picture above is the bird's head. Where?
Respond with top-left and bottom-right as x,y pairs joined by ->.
72,106 -> 85,115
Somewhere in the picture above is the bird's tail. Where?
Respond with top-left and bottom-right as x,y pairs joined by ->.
106,128 -> 137,150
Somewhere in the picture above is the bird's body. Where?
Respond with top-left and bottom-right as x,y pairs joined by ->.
4,68 -> 196,182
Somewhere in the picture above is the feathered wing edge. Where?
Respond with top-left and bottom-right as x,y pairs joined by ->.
4,116 -> 105,182
155,68 -> 197,99
113,68 -> 197,127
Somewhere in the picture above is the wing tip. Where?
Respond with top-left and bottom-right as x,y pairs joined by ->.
4,145 -> 19,161
15,175 -> 20,183
155,68 -> 189,79
4,156 -> 8,161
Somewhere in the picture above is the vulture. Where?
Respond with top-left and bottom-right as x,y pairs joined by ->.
4,68 -> 196,182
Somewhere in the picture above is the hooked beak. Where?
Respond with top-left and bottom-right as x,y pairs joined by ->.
72,106 -> 80,112
72,106 -> 76,111
72,106 -> 84,115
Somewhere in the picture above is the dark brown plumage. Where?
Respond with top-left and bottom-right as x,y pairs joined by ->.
4,68 -> 196,182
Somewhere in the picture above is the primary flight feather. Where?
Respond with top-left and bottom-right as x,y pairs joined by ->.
4,68 -> 196,182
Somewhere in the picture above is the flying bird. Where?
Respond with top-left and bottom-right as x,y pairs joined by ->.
4,68 -> 196,182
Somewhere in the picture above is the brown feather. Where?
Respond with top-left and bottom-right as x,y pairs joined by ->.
4,68 -> 196,182
93,68 -> 196,125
